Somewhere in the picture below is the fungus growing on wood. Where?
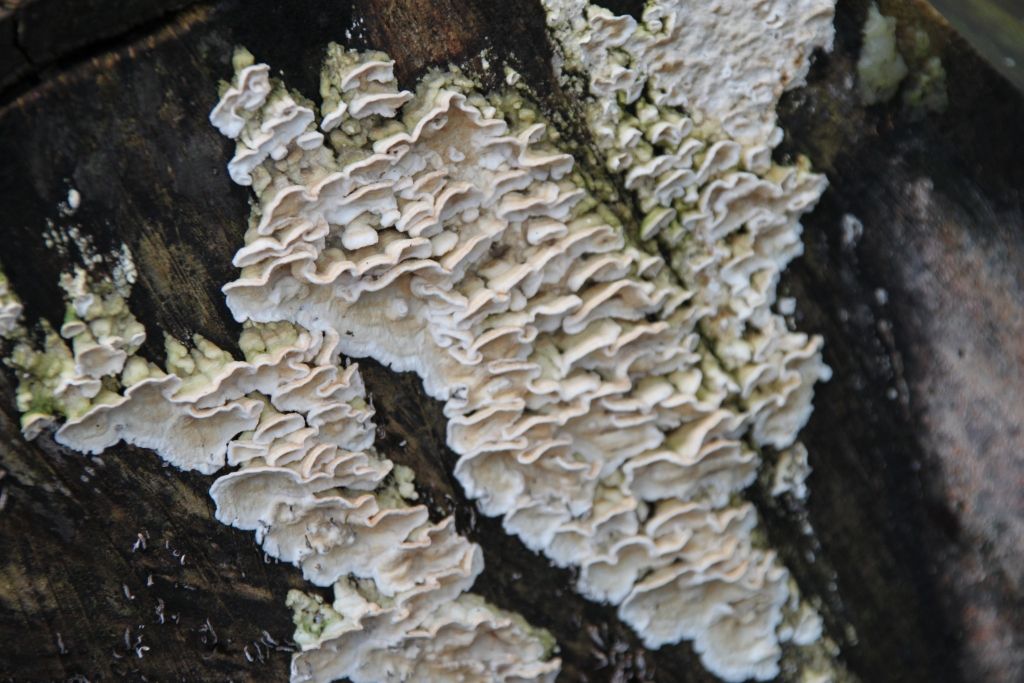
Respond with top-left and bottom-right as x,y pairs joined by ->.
207,14 -> 832,674
2,0 -> 840,678
3,266 -> 560,681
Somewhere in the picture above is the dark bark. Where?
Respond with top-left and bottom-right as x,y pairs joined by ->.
0,0 -> 1021,681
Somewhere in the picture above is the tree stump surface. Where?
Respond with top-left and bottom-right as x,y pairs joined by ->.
0,1 -> 1021,681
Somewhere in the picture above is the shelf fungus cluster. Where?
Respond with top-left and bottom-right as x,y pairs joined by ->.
1,1 -> 840,681
1,272 -> 560,682
205,0 -> 833,673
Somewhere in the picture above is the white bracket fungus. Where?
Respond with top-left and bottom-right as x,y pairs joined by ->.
2,272 -> 558,679
543,0 -> 835,147
3,0 -> 841,678
205,10 -> 833,674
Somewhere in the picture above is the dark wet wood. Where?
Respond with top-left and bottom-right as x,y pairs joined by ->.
772,1 -> 1024,681
0,369 -> 306,681
0,0 -> 1021,681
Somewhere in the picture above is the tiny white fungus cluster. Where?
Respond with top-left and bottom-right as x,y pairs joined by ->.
0,271 -> 22,337
856,3 -> 908,105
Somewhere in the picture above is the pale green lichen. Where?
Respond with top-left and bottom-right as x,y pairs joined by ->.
120,355 -> 156,388
287,589 -> 351,649
164,333 -> 234,394
10,327 -> 77,419
904,28 -> 947,113
5,267 -> 146,434
233,46 -> 256,72
392,463 -> 419,501
902,55 -> 948,118
238,321 -> 303,362
373,464 -> 421,508
857,17 -> 947,118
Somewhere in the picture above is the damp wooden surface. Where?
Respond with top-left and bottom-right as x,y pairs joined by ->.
0,0 -> 1021,681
